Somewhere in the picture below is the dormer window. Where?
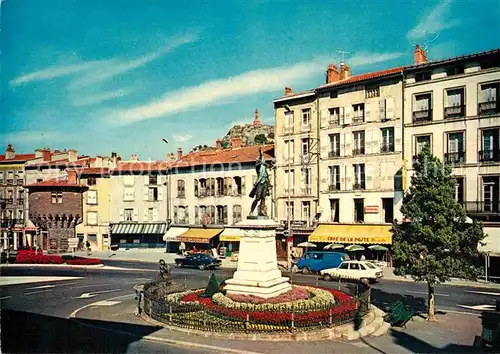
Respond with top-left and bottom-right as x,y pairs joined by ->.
415,71 -> 431,82
446,65 -> 464,76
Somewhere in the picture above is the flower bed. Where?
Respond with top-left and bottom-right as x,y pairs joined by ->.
66,258 -> 101,265
15,254 -> 101,265
226,286 -> 309,304
17,248 -> 43,256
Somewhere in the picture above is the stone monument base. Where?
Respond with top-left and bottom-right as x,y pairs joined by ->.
224,217 -> 292,299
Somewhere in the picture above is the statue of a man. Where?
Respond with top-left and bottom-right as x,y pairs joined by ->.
249,147 -> 272,216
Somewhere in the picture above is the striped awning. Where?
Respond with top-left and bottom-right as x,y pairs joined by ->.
179,228 -> 223,244
219,228 -> 245,242
163,227 -> 189,241
111,223 -> 167,235
309,224 -> 392,245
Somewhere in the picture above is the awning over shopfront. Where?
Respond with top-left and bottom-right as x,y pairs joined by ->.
219,228 -> 246,242
163,227 -> 189,242
111,223 -> 167,235
309,224 -> 392,245
179,228 -> 223,244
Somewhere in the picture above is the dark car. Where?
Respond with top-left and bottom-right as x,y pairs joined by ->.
174,253 -> 221,270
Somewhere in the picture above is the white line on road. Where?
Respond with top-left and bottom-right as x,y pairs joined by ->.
457,304 -> 496,311
24,289 -> 54,296
0,276 -> 83,286
92,300 -> 122,306
465,290 -> 500,296
406,290 -> 450,297
70,284 -> 111,289
0,296 -> 12,300
444,309 -> 482,316
25,285 -> 57,290
75,289 -> 122,299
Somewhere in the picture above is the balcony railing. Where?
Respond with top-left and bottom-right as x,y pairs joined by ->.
381,144 -> 395,153
444,151 -> 466,164
284,157 -> 295,164
328,150 -> 340,158
478,101 -> 499,116
6,179 -> 13,185
301,123 -> 311,132
444,105 -> 466,119
464,201 -> 500,220
328,184 -> 340,192
283,126 -> 294,134
284,188 -> 295,196
352,114 -> 365,124
412,109 -> 433,123
353,182 -> 366,190
479,149 -> 500,162
352,147 -> 365,156
18,198 -> 24,205
177,192 -> 186,198
329,118 -> 341,127
300,186 -> 312,195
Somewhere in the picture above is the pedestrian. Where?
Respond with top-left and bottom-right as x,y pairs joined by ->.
192,245 -> 198,254
360,254 -> 366,261
179,242 -> 186,256
85,240 -> 90,256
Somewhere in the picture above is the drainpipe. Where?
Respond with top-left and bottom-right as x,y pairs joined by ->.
401,72 -> 406,195
316,93 -> 321,220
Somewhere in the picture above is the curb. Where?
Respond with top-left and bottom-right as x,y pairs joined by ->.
0,263 -> 104,269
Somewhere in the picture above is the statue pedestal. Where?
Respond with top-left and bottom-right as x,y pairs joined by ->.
224,217 -> 291,298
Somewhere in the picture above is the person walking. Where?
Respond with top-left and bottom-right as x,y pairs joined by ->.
85,240 -> 91,256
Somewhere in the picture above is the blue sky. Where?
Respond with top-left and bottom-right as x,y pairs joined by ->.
2,0 -> 499,160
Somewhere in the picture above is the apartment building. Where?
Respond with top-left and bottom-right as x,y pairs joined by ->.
403,47 -> 500,255
0,144 -> 35,250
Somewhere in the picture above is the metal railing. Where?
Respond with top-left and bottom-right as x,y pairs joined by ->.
352,115 -> 364,124
479,149 -> 500,162
478,101 -> 499,116
444,105 -> 465,119
412,109 -> 432,123
352,147 -> 365,156
464,201 -> 500,215
328,184 -> 340,192
444,151 -> 466,164
328,150 -> 340,158
380,144 -> 394,153
353,182 -> 366,190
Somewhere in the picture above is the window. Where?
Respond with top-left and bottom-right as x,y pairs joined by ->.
330,90 -> 338,99
217,177 -> 224,196
18,209 -> 23,221
350,263 -> 360,270
353,131 -> 365,155
284,139 -> 295,163
446,65 -> 464,76
51,192 -> 62,204
234,176 -> 244,195
382,198 -> 394,223
328,166 -> 340,191
124,208 -> 134,221
352,103 -> 365,123
302,138 -> 309,155
284,170 -> 295,194
286,201 -> 294,220
87,190 -> 97,205
177,180 -> 185,198
284,112 -> 294,133
365,84 -> 380,98
301,108 -> 311,127
87,177 -> 97,186
88,234 -> 97,243
415,71 -> 431,82
482,177 -> 499,213
148,207 -> 154,222
8,209 -> 13,220
480,129 -> 500,162
354,198 -> 364,223
330,199 -> 339,223
149,175 -> 157,185
210,178 -> 216,197
7,190 -> 13,201
123,187 -> 134,201
0,171 -> 3,183
455,177 -> 465,204
353,164 -> 365,189
148,187 -> 158,201
381,128 -> 395,152
445,88 -> 465,119
416,135 -> 431,154
302,168 -> 311,194
87,211 -> 98,225
37,179 -> 43,183
328,133 -> 340,157
479,82 -> 500,115
18,190 -> 24,202
233,205 -> 242,224
446,132 -> 465,164
329,108 -> 341,126
302,201 -> 310,223
413,93 -> 432,122
339,262 -> 349,270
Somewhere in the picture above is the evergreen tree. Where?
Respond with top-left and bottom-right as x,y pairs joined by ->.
392,146 -> 485,321
201,273 -> 221,298
254,134 -> 267,145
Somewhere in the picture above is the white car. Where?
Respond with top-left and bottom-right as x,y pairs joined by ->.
320,261 -> 383,283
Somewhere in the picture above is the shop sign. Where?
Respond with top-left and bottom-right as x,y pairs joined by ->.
364,206 -> 379,214
310,235 -> 392,244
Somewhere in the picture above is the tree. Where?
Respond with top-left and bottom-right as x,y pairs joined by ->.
201,273 -> 221,298
254,134 -> 267,145
392,146 -> 485,321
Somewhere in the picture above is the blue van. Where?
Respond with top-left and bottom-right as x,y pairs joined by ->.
296,251 -> 349,274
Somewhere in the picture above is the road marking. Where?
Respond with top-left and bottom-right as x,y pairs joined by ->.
444,309 -> 482,316
75,289 -> 122,299
457,304 -> 496,311
25,285 -> 57,290
92,300 -> 122,306
0,276 -> 83,286
405,290 -> 450,297
465,290 -> 500,296
70,283 -> 111,289
0,296 -> 12,300
24,289 -> 54,296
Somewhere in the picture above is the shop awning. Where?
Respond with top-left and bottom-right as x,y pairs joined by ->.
309,224 -> 392,245
219,228 -> 246,242
111,223 -> 167,235
163,227 -> 189,241
179,228 -> 223,244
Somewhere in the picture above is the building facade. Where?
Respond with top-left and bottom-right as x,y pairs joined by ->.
403,47 -> 500,255
0,144 -> 35,250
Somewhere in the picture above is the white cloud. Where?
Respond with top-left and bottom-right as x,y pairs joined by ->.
106,58 -> 326,125
348,52 -> 405,67
0,130 -> 63,144
408,0 -> 459,40
69,89 -> 132,107
173,134 -> 193,142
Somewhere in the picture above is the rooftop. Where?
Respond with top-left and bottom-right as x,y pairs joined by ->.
0,153 -> 36,164
25,178 -> 86,189
405,47 -> 500,70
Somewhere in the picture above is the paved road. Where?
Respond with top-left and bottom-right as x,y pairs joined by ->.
0,262 -> 495,353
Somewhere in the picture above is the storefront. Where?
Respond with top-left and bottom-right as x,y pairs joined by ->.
178,227 -> 223,254
110,222 -> 167,248
163,226 -> 189,253
219,227 -> 243,258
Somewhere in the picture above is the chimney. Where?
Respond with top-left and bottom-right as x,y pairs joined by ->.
231,137 -> 243,149
326,64 -> 339,84
42,149 -> 51,161
339,63 -> 350,80
5,144 -> 15,160
177,148 -> 183,160
414,44 -> 427,64
285,87 -> 292,96
111,151 -> 117,159
216,139 -> 222,150
131,154 -> 139,161
94,156 -> 103,167
67,149 -> 78,162
67,169 -> 77,184
253,108 -> 261,126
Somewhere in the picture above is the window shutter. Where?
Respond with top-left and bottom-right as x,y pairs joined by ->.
184,207 -> 189,223
133,208 -> 138,221
223,205 -> 228,224
153,208 -> 158,222
365,104 -> 371,121
379,99 -> 386,120
194,206 -> 199,224
119,209 -> 124,221
241,177 -> 245,194
344,106 -> 351,124
143,209 -> 149,222
320,110 -> 327,128
143,175 -> 148,185
386,97 -> 394,119
144,187 -> 149,201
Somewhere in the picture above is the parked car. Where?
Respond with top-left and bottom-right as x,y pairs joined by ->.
175,253 -> 222,270
320,260 -> 383,283
296,251 -> 350,274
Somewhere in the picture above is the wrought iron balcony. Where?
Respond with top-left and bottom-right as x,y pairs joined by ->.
284,188 -> 295,196
444,105 -> 466,119
177,192 -> 186,198
478,101 -> 499,116
283,126 -> 294,135
329,118 -> 341,127
352,147 -> 365,156
328,150 -> 340,158
412,109 -> 433,123
380,144 -> 395,153
300,186 -> 312,195
464,201 -> 500,221
353,182 -> 366,190
352,114 -> 365,124
444,151 -> 466,164
328,184 -> 340,192
479,149 -> 500,162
